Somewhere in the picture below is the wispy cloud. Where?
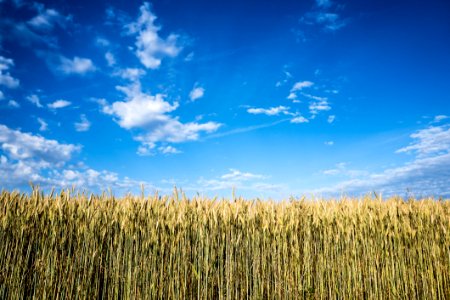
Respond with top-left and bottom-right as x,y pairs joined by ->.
27,2 -> 71,32
105,51 -> 116,66
7,100 -> 20,108
290,116 -> 309,123
315,123 -> 450,196
206,119 -> 289,140
309,98 -> 331,115
287,81 -> 313,101
37,118 -> 48,131
27,94 -> 43,108
0,56 -> 20,89
299,0 -> 348,34
57,56 -> 96,75
74,114 -> 91,132
48,99 -> 71,109
247,106 -> 292,116
433,115 -> 448,123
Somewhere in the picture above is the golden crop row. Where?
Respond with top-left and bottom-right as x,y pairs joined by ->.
0,189 -> 449,299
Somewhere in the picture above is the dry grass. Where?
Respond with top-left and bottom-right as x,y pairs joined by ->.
0,189 -> 449,299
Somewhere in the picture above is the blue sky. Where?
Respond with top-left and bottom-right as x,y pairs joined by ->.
0,0 -> 449,198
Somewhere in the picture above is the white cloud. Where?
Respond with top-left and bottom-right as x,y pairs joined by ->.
184,52 -> 194,61
396,125 -> 450,157
302,12 -> 347,31
302,93 -> 327,101
27,94 -> 43,108
433,115 -> 449,123
316,0 -> 332,8
74,114 -> 91,132
309,99 -> 331,114
290,116 -> 309,123
0,56 -> 20,89
316,124 -> 450,196
291,81 -> 314,92
189,86 -> 205,101
96,37 -> 110,47
194,169 -> 285,196
27,3 -> 70,31
287,92 -> 297,100
127,2 -> 181,69
276,69 -> 293,87
105,51 -> 116,66
158,145 -> 181,154
247,106 -> 291,116
37,118 -> 48,131
0,91 -> 4,100
0,124 -> 149,191
324,141 -> 334,146
57,55 -> 96,75
114,68 -> 146,81
327,115 -> 336,123
221,169 -> 266,181
48,99 -> 71,109
7,100 -> 19,108
288,81 -> 313,101
103,83 -> 221,150
0,124 -> 79,164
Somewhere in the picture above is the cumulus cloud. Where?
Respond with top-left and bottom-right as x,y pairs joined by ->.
48,99 -> 71,109
74,114 -> 91,132
0,124 -> 79,165
327,115 -> 335,123
126,2 -> 181,69
103,83 -> 221,151
0,56 -> 20,89
247,106 -> 292,116
0,124 -> 149,191
27,94 -> 43,108
189,86 -> 205,101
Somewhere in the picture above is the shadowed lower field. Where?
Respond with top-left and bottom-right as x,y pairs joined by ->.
0,190 -> 449,299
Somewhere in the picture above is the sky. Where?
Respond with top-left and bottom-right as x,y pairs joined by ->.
0,0 -> 449,199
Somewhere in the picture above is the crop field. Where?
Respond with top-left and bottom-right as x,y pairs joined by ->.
0,189 -> 449,299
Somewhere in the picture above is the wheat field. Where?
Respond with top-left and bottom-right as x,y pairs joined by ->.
0,189 -> 449,299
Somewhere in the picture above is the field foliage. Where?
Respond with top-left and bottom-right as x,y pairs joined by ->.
0,189 -> 449,299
